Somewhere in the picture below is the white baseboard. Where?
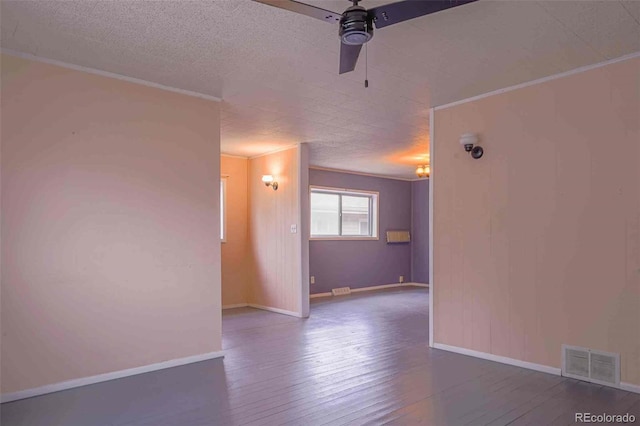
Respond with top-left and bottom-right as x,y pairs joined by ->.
350,283 -> 404,293
310,292 -> 332,299
0,350 -> 225,403
247,303 -> 302,318
620,382 -> 640,394
310,282 -> 429,298
222,303 -> 248,309
433,343 -> 562,376
433,343 -> 640,395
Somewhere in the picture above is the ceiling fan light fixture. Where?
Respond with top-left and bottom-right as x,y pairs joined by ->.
341,31 -> 371,45
339,5 -> 373,46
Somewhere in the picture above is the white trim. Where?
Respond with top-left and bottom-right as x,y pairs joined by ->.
310,292 -> 333,299
220,153 -> 249,159
350,283 -> 404,293
434,51 -> 640,111
0,351 -> 225,403
248,144 -> 298,160
310,236 -> 380,241
428,107 -> 435,349
309,282 -> 428,298
247,303 -> 302,318
309,166 -> 415,182
220,177 -> 227,243
309,185 -> 380,240
310,185 -> 379,196
222,303 -> 248,310
433,343 -> 562,376
1,49 -> 222,103
433,343 -> 640,395
620,382 -> 640,394
298,143 -> 311,318
409,282 -> 430,288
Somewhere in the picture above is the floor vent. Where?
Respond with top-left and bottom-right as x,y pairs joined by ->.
562,345 -> 620,387
331,287 -> 351,296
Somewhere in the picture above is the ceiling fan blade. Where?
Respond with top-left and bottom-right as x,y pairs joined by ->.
368,0 -> 477,29
339,42 -> 363,74
252,0 -> 341,24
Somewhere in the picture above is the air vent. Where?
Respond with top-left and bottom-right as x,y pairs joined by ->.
562,345 -> 620,387
564,347 -> 589,379
332,287 -> 351,296
590,352 -> 619,385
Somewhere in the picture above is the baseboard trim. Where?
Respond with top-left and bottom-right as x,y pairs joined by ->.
620,382 -> 640,394
433,343 -> 562,376
433,343 -> 640,394
310,292 -> 333,299
310,282 -> 429,298
350,283 -> 404,293
222,303 -> 248,309
0,350 -> 225,403
247,303 -> 302,318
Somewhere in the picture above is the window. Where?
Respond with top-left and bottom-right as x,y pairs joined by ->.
220,177 -> 227,242
310,186 -> 378,239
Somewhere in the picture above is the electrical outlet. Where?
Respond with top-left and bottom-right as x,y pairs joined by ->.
399,275 -> 404,283
290,224 -> 297,233
310,276 -> 315,284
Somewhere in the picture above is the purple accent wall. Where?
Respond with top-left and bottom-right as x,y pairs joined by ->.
309,169 -> 412,294
411,179 -> 430,283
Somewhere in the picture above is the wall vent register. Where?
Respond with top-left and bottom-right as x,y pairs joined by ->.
562,344 -> 620,387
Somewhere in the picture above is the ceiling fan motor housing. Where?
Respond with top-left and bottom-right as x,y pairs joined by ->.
339,5 -> 373,45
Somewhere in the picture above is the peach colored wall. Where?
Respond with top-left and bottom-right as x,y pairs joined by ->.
433,58 -> 640,385
221,155 -> 249,306
248,147 -> 302,314
1,55 -> 222,393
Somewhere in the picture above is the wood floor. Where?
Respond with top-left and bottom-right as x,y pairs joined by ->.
2,287 -> 638,425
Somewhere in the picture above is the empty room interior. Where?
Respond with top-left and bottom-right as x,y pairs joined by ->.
1,0 -> 639,425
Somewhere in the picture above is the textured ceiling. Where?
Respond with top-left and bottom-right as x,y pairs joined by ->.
2,0 -> 639,178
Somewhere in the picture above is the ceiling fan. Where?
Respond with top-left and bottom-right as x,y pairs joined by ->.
253,0 -> 477,74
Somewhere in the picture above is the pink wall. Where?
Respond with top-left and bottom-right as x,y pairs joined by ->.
221,155 -> 249,306
248,147 -> 303,315
433,57 -> 640,385
1,55 -> 222,394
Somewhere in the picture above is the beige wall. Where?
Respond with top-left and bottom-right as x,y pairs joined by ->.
248,147 -> 302,314
1,55 -> 222,394
433,57 -> 640,385
221,155 -> 249,306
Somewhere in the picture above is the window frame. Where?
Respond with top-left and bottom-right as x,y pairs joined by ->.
220,177 -> 227,243
309,185 -> 379,241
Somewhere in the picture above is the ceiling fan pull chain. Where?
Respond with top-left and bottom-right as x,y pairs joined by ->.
365,43 -> 369,88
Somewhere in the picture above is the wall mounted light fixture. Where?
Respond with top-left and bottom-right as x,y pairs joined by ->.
262,175 -> 278,190
416,165 -> 430,178
460,133 -> 484,159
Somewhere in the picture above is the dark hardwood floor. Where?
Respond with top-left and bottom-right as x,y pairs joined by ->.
2,287 -> 638,425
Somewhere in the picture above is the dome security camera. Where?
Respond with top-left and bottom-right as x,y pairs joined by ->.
471,146 -> 484,159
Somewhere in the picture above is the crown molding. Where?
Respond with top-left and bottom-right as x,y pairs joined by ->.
1,49 -> 222,103
434,51 -> 640,111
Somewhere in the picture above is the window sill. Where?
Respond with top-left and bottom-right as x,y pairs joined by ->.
310,236 -> 379,241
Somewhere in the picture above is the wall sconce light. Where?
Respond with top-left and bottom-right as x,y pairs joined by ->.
460,133 -> 484,159
262,175 -> 278,190
416,165 -> 430,178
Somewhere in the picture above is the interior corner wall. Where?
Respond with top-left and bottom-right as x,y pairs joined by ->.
411,179 -> 430,284
308,169 -> 412,294
432,57 -> 640,386
1,55 -> 222,394
247,147 -> 302,315
221,155 -> 249,307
